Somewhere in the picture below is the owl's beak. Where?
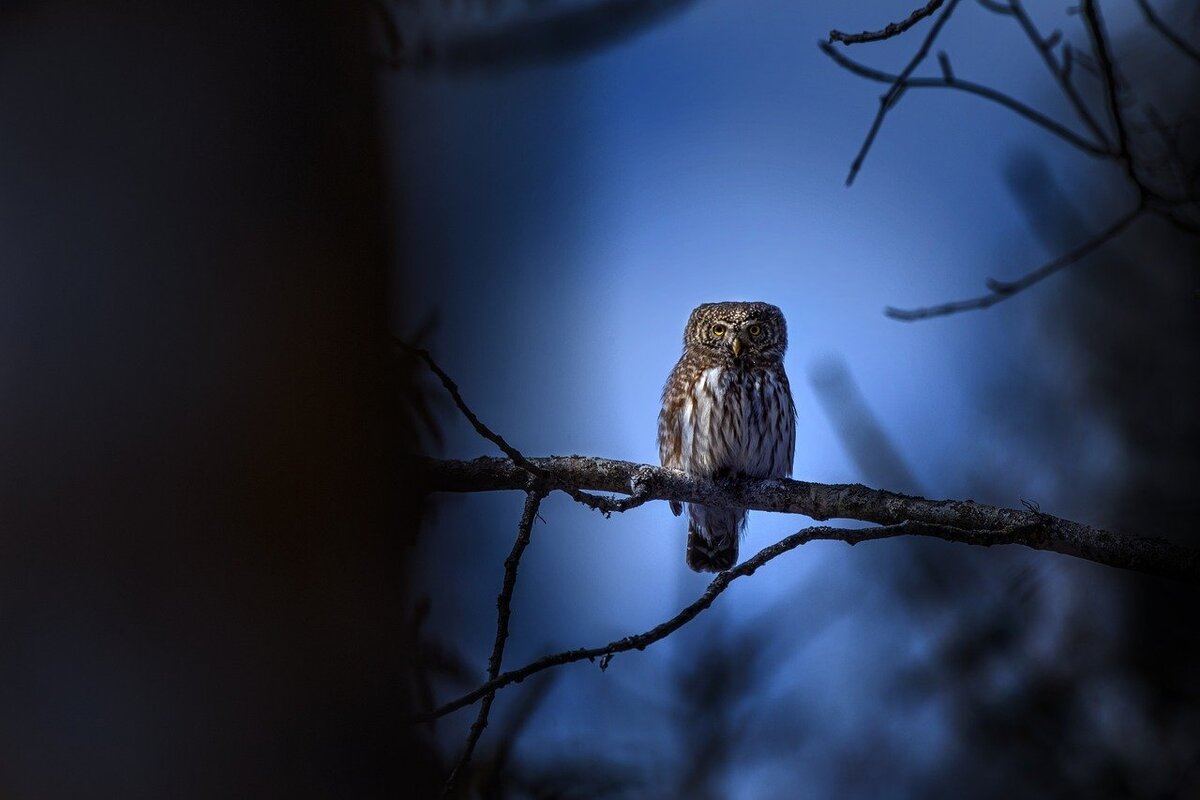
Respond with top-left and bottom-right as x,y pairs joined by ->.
731,338 -> 742,357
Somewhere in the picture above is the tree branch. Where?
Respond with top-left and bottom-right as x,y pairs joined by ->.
1081,0 -> 1137,187
420,455 -> 1200,584
884,203 -> 1145,320
397,340 -> 656,516
418,507 -> 1199,722
441,489 -> 546,797
418,522 -> 926,721
819,42 -> 1111,157
844,0 -> 962,186
1134,0 -> 1200,69
824,0 -> 1200,317
829,1 -> 944,46
1009,0 -> 1113,151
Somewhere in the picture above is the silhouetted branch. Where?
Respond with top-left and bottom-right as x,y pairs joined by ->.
975,0 -> 1013,15
442,488 -> 547,798
420,454 -> 1200,583
1009,0 -> 1112,151
1135,0 -> 1200,67
1081,0 -> 1136,185
418,523 -> 938,721
844,0 -> 962,186
418,508 -> 1198,722
825,0 -> 1200,316
829,1 -> 944,46
885,204 -> 1145,320
819,42 -> 1110,156
397,340 -> 655,515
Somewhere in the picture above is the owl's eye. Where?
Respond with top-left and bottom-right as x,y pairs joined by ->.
748,324 -> 762,337
711,324 -> 727,337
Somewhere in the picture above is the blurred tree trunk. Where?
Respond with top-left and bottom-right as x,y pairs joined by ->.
0,3 -> 424,796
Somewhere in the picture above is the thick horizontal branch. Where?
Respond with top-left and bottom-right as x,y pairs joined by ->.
420,455 -> 1200,583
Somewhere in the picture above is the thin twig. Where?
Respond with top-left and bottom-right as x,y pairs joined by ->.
420,454 -> 1200,583
441,489 -> 546,797
885,204 -> 1144,320
845,0 -> 960,186
820,42 -> 1110,156
1135,0 -> 1200,67
975,0 -> 1013,15
418,523 -> 925,721
1081,0 -> 1138,187
397,339 -> 656,515
829,0 -> 944,46
420,512 -> 1186,721
400,342 -> 543,475
1009,0 -> 1113,151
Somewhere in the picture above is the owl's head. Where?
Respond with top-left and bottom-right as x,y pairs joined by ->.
684,301 -> 788,364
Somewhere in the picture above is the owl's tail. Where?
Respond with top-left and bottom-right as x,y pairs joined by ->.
685,504 -> 746,573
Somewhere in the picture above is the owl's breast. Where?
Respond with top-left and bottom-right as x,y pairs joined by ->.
680,366 -> 794,479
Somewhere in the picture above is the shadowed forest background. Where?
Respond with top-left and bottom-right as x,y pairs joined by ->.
1,1 -> 1197,798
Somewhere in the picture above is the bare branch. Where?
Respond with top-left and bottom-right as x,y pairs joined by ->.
397,339 -> 655,515
975,0 -> 1014,15
1008,0 -> 1113,151
825,0 -> 1196,318
844,0 -> 963,186
1081,0 -> 1137,187
399,342 -> 541,475
937,50 -> 954,81
885,204 -> 1144,320
829,1 -> 944,46
420,454 -> 1200,583
419,523 -> 925,721
418,507 -> 1199,722
1135,0 -> 1200,67
442,489 -> 547,797
819,42 -> 1111,157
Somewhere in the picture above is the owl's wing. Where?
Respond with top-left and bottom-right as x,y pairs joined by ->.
658,408 -> 680,470
773,381 -> 798,479
657,386 -> 686,517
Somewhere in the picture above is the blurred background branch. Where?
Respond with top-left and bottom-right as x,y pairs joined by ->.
822,0 -> 1200,318
375,0 -> 700,71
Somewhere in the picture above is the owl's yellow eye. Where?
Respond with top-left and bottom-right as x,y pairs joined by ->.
748,324 -> 762,337
711,324 -> 727,337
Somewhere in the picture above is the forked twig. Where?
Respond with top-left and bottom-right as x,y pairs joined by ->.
398,339 -> 655,515
845,0 -> 963,186
441,489 -> 547,797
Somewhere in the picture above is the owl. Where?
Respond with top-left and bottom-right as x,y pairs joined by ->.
658,302 -> 797,572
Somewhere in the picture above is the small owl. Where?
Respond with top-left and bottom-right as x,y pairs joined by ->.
658,302 -> 797,572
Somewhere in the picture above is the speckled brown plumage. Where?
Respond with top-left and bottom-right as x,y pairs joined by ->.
658,301 -> 796,572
